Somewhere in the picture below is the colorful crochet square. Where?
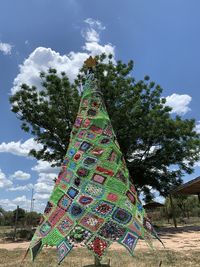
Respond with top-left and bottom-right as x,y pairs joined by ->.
120,232 -> 138,255
87,236 -> 110,258
80,213 -> 105,232
92,201 -> 115,217
28,69 -> 160,264
57,239 -> 73,264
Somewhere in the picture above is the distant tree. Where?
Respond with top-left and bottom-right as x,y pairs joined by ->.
10,53 -> 200,200
25,212 -> 41,227
164,195 -> 200,219
4,211 -> 14,226
0,207 -> 5,226
13,208 -> 26,226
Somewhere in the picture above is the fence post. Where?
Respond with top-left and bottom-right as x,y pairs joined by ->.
13,205 -> 19,240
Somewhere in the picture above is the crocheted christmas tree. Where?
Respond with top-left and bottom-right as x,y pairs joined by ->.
28,59 -> 160,264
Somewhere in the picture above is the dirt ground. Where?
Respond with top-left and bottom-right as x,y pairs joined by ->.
0,225 -> 199,252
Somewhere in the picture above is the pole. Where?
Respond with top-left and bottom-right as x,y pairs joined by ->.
94,256 -> 101,266
13,205 -> 19,240
30,188 -> 34,212
169,194 -> 177,228
198,193 -> 200,204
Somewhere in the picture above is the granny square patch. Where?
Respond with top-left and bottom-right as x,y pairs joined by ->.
106,192 -> 119,202
92,173 -> 107,184
57,216 -> 74,235
68,148 -> 76,157
83,157 -> 97,167
73,177 -> 81,187
116,170 -> 127,183
86,132 -> 96,139
77,167 -> 89,177
80,141 -> 92,152
98,221 -> 126,241
79,195 -> 93,205
57,239 -> 73,264
121,232 -> 138,255
83,118 -> 91,128
58,195 -> 72,211
74,152 -> 83,161
80,213 -> 104,232
39,221 -> 51,237
31,240 -> 43,261
84,182 -> 104,198
67,187 -> 79,199
128,220 -> 142,237
126,191 -> 136,205
100,137 -> 110,145
112,208 -> 132,225
87,236 -> 110,258
92,201 -> 115,217
61,169 -> 73,184
44,201 -> 53,215
49,208 -> 65,226
91,147 -> 104,156
77,130 -> 86,139
69,203 -> 84,218
74,117 -> 82,128
87,109 -> 97,116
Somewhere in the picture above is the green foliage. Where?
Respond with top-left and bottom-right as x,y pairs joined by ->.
164,195 -> 200,219
13,207 -> 26,224
9,53 -> 200,199
25,212 -> 40,227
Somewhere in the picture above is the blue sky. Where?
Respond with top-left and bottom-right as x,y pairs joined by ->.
0,0 -> 200,211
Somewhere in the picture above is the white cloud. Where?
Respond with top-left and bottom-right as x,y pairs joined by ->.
84,18 -> 106,31
8,183 -> 33,191
84,28 -> 100,43
10,170 -> 31,181
34,193 -> 50,200
11,19 -> 115,95
195,121 -> 200,134
165,93 -> 192,115
0,42 -> 12,55
34,173 -> 55,194
0,138 -> 42,157
0,195 -> 30,211
32,160 -> 60,174
0,196 -> 46,212
0,169 -> 13,188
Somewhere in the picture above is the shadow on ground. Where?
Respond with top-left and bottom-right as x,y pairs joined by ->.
158,225 -> 200,238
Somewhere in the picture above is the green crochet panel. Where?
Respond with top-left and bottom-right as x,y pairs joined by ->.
29,72 -> 159,264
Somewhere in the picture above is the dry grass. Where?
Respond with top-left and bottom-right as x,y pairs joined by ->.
0,247 -> 199,267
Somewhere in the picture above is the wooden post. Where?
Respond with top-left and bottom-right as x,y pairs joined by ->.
13,205 -> 19,240
198,193 -> 200,204
169,194 -> 177,228
94,256 -> 101,266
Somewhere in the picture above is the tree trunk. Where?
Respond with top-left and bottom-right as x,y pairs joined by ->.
169,194 -> 177,228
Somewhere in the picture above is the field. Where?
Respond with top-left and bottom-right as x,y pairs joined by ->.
0,225 -> 200,267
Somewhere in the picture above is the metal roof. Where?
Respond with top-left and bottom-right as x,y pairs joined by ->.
143,201 -> 164,209
170,176 -> 200,195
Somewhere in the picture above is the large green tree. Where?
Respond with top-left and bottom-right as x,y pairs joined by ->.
10,54 -> 200,200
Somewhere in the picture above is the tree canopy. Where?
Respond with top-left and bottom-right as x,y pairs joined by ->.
10,54 -> 200,200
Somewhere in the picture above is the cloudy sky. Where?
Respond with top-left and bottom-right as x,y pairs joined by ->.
0,0 -> 200,212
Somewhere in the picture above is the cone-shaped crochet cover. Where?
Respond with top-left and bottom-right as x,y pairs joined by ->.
29,71 -> 160,264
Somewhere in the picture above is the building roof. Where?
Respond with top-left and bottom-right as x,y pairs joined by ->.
143,201 -> 164,209
170,176 -> 200,195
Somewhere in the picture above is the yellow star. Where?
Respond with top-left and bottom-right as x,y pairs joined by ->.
84,56 -> 97,68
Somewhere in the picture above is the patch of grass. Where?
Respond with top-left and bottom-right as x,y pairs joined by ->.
0,248 -> 200,267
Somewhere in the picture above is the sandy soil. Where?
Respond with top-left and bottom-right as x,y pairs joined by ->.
0,225 -> 199,251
